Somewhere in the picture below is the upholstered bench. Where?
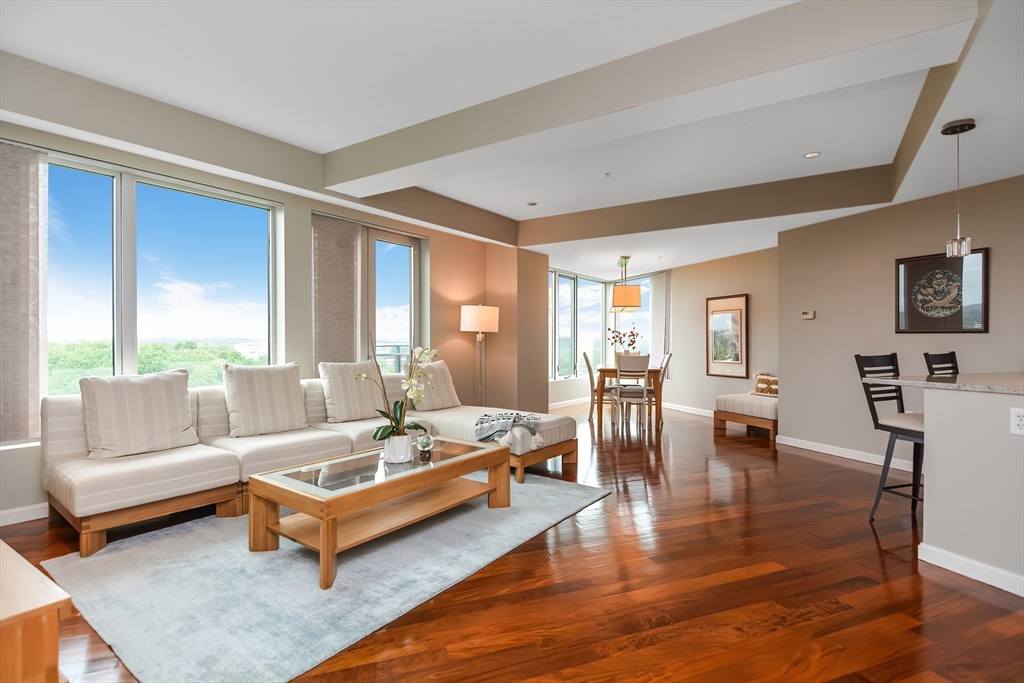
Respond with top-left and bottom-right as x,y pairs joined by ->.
713,393 -> 778,441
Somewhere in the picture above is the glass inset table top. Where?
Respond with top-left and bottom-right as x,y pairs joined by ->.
259,438 -> 491,498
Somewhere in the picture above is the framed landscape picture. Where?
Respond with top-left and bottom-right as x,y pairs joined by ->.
707,294 -> 749,378
896,248 -> 989,333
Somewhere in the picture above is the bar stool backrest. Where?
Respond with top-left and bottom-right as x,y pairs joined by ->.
924,351 -> 959,376
854,353 -> 906,431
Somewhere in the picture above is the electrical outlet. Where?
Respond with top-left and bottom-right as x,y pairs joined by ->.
1012,407 -> 1024,436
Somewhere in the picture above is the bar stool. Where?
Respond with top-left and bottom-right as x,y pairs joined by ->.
924,351 -> 959,376
854,353 -> 925,521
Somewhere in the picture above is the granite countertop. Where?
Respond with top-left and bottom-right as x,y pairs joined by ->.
862,372 -> 1024,395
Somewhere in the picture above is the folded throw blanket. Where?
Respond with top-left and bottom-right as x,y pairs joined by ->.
474,412 -> 545,450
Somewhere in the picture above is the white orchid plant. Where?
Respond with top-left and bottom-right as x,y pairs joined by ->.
356,343 -> 436,441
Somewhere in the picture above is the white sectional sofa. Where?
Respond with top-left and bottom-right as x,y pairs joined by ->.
41,372 -> 577,556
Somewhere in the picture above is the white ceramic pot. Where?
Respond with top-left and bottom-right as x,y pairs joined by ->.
381,434 -> 414,463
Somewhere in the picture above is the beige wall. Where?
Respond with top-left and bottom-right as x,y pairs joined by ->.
778,176 -> 1024,465
662,248 -> 779,412
516,249 -> 551,413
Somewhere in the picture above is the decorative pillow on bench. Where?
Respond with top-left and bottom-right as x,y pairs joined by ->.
752,372 -> 779,397
223,362 -> 307,437
318,360 -> 383,423
80,369 -> 199,459
406,360 -> 461,411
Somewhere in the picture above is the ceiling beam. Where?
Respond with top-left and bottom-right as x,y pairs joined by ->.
517,165 -> 894,247
323,0 -> 977,198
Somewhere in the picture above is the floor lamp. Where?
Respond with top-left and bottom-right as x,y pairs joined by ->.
460,305 -> 499,405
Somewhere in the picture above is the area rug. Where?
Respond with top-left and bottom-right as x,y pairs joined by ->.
42,472 -> 608,683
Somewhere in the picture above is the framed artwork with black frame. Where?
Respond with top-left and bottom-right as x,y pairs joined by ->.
706,294 -> 749,378
896,248 -> 989,333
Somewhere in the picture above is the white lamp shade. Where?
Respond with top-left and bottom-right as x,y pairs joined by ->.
460,305 -> 499,333
609,284 -> 641,313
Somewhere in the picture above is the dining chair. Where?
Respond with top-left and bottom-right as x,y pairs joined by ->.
923,351 -> 959,376
854,353 -> 925,521
613,354 -> 651,434
645,352 -> 672,427
583,352 -> 617,423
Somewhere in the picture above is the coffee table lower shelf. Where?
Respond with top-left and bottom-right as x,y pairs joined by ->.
268,477 -> 493,555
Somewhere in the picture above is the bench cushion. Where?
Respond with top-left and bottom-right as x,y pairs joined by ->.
48,443 -> 239,517
204,428 -> 352,481
410,406 -> 576,456
715,394 -> 778,420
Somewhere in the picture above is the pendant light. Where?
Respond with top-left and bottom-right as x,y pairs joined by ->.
941,118 -> 976,257
609,256 -> 641,313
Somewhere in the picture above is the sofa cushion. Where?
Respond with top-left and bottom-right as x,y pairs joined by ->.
79,369 -> 198,459
48,443 -> 238,517
408,360 -> 461,411
204,428 -> 352,481
318,360 -> 385,423
313,417 -> 432,453
223,362 -> 307,437
410,406 -> 576,456
715,394 -> 778,420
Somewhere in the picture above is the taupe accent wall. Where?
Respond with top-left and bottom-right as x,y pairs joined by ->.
661,248 -> 779,412
778,176 -> 1024,465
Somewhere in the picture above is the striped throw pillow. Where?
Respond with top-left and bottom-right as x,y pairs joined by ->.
80,369 -> 199,459
407,360 -> 462,411
753,372 -> 779,396
319,360 -> 385,423
223,362 -> 307,437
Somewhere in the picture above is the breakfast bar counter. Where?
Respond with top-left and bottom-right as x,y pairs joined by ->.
863,372 -> 1024,596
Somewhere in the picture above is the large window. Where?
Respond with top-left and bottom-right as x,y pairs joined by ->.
548,270 -> 605,379
366,228 -> 421,373
45,158 -> 274,394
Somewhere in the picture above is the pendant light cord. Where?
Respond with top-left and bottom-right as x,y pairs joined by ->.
956,131 -> 961,240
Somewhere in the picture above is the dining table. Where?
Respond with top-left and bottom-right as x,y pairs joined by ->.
595,365 -> 663,431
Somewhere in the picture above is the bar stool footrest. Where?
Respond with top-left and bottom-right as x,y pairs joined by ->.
882,482 -> 923,503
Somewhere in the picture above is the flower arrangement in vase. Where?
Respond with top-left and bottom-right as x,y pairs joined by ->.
356,343 -> 435,462
608,325 -> 642,354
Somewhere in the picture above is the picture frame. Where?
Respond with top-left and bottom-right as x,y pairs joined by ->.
895,248 -> 989,333
706,294 -> 749,378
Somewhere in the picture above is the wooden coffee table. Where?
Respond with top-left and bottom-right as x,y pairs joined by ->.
248,436 -> 510,589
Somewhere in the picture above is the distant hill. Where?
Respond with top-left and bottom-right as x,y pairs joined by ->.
962,303 -> 983,329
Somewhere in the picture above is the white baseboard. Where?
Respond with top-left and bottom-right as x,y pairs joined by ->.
775,435 -> 912,473
0,502 -> 48,527
548,397 -> 590,410
662,402 -> 714,418
918,543 -> 1024,597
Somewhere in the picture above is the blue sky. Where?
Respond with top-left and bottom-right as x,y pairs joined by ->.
374,240 -> 412,345
48,164 -> 269,343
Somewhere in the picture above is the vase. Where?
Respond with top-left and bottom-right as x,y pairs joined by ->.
382,434 -> 414,463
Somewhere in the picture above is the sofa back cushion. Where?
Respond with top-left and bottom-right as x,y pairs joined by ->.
79,369 -> 199,459
318,360 -> 384,423
223,362 -> 307,437
194,386 -> 230,440
301,379 -> 329,424
407,360 -> 461,411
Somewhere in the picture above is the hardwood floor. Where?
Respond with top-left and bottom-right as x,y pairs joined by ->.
3,407 -> 1022,682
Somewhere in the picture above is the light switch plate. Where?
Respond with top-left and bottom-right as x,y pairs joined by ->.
801,311 -> 816,320
1012,407 -> 1024,436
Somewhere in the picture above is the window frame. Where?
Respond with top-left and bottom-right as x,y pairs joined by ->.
363,227 -> 425,364
44,150 -> 279,381
547,268 -> 606,380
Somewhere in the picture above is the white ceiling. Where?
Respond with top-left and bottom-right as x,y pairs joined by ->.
422,71 -> 928,220
0,0 -> 791,152
1,0 -> 1021,280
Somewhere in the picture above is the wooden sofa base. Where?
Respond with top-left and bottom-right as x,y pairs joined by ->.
49,482 -> 245,558
713,410 -> 777,442
510,438 -> 578,484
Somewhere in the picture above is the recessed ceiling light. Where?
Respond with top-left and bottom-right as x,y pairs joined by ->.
527,202 -> 538,206
804,152 -> 821,159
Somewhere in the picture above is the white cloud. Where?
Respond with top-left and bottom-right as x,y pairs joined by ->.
136,277 -> 267,340
375,305 -> 410,345
46,273 -> 113,342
